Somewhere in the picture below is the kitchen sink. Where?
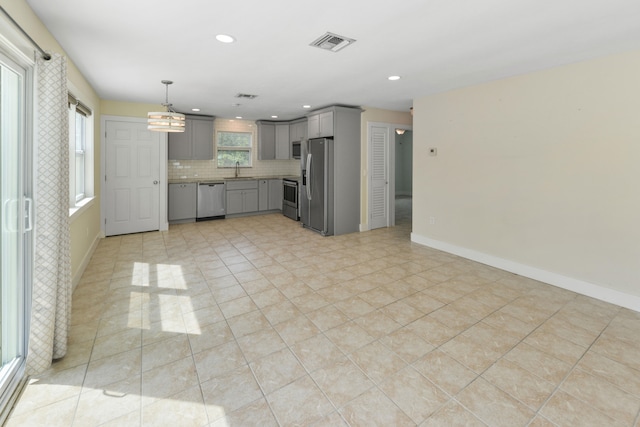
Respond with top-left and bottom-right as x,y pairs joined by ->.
224,176 -> 255,180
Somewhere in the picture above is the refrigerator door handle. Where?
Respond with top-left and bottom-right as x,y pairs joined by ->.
306,153 -> 312,201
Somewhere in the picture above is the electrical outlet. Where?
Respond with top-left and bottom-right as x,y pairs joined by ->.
429,217 -> 435,225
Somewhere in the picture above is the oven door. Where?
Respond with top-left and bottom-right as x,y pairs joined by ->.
283,180 -> 299,220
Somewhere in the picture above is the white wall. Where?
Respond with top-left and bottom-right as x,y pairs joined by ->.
412,49 -> 640,310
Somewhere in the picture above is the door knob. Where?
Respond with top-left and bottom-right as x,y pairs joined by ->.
153,180 -> 159,185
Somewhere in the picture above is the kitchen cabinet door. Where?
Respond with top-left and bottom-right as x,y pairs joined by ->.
243,189 -> 259,212
226,190 -> 244,215
168,126 -> 191,159
226,180 -> 259,214
168,183 -> 197,220
297,120 -> 308,141
268,179 -> 283,210
168,115 -> 214,160
307,114 -> 319,139
307,111 -> 333,138
275,123 -> 290,159
319,111 -> 333,137
258,180 -> 269,211
257,121 -> 276,160
191,117 -> 214,159
289,120 -> 304,143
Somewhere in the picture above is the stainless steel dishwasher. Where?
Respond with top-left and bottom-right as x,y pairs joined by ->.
197,182 -> 225,220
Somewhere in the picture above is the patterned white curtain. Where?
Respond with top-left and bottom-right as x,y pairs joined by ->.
26,52 -> 71,374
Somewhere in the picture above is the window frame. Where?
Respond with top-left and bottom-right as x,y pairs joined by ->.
74,110 -> 86,202
216,130 -> 253,168
67,92 -> 94,214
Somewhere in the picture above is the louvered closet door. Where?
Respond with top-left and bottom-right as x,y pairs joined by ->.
370,126 -> 389,229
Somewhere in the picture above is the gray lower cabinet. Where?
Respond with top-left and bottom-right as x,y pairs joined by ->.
258,180 -> 269,211
226,180 -> 259,214
258,179 -> 283,211
168,115 -> 214,160
168,183 -> 197,221
268,179 -> 283,210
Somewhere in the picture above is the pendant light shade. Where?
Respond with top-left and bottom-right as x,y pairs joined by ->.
148,80 -> 185,132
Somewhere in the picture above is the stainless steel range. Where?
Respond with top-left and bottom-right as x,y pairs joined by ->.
282,178 -> 299,221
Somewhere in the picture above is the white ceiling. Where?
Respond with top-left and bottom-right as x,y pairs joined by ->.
27,0 -> 640,121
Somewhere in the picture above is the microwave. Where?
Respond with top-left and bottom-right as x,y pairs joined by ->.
291,141 -> 301,159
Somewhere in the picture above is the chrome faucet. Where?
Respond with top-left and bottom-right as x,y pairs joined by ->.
235,161 -> 240,178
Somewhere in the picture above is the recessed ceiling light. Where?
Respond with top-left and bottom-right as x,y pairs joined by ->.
302,105 -> 311,109
271,115 -> 278,119
388,75 -> 401,81
216,34 -> 235,43
235,116 -> 243,119
191,108 -> 200,112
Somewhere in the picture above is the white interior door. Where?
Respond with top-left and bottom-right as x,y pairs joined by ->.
369,125 -> 390,229
105,120 -> 160,236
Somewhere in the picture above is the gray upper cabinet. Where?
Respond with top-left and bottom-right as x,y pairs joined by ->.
259,179 -> 283,211
168,115 -> 214,160
257,121 -> 275,160
289,118 -> 307,143
275,123 -> 290,159
307,111 -> 333,138
258,121 -> 291,160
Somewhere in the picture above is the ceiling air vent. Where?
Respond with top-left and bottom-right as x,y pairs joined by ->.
310,32 -> 356,52
235,93 -> 258,99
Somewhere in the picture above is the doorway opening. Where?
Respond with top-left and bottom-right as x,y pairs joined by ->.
395,130 -> 412,227
367,123 -> 412,231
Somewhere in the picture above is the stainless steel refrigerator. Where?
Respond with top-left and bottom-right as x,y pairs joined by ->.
299,106 -> 362,237
301,138 -> 334,235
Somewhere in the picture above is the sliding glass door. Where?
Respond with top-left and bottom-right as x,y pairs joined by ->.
0,51 -> 32,415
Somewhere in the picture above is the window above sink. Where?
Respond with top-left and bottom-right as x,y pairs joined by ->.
217,131 -> 252,168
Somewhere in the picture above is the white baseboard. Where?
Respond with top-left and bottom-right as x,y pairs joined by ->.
360,223 -> 370,232
72,234 -> 100,292
411,232 -> 640,313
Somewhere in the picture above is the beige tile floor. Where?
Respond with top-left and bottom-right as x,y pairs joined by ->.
7,200 -> 640,426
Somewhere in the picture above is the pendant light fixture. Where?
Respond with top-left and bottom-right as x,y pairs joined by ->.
148,80 -> 185,132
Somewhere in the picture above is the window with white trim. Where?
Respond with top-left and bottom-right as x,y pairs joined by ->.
216,131 -> 252,167
74,111 -> 86,201
68,93 -> 93,208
